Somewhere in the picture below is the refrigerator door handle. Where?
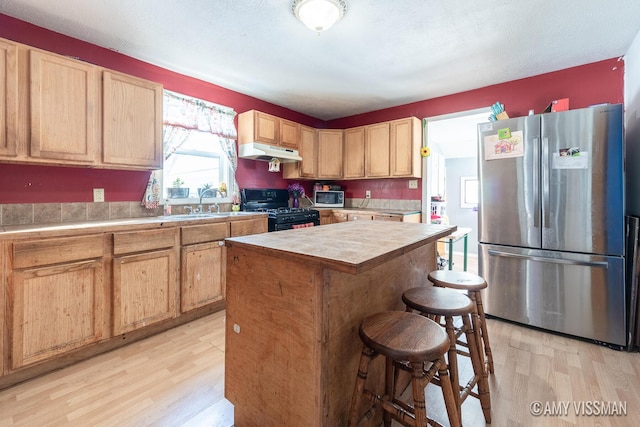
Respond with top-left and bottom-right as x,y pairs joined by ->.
541,137 -> 549,228
487,249 -> 609,268
533,137 -> 540,228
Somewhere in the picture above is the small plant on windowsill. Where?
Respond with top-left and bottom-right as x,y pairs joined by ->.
198,182 -> 214,197
168,178 -> 189,198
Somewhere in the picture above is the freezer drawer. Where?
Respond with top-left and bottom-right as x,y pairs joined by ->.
479,244 -> 626,346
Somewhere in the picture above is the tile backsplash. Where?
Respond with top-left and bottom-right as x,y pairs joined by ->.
0,202 -> 163,226
0,199 -> 421,226
345,198 -> 421,211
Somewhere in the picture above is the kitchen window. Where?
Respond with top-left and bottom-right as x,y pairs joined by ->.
160,91 -> 238,206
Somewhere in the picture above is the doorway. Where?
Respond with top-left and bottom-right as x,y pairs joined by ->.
421,107 -> 491,270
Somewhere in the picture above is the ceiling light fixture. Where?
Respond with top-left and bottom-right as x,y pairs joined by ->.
292,0 -> 347,33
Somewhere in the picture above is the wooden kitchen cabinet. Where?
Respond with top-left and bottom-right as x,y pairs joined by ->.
29,48 -> 100,164
332,211 -> 348,223
347,213 -> 374,221
102,70 -> 163,169
0,38 -> 18,159
283,125 -> 317,179
366,122 -> 390,177
238,110 -> 300,149
180,222 -> 229,312
373,213 -> 403,222
390,117 -> 422,178
230,217 -> 268,237
112,228 -> 178,335
9,235 -> 107,370
343,126 -> 365,179
317,129 -> 343,179
279,118 -> 300,149
319,210 -> 333,225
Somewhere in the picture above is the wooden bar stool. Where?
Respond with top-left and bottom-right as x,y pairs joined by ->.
402,286 -> 491,424
428,270 -> 495,375
348,311 -> 460,427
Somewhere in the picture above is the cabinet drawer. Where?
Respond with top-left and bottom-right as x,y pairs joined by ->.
374,214 -> 403,222
181,222 -> 229,245
114,228 -> 176,255
13,234 -> 104,269
348,213 -> 374,221
230,218 -> 268,237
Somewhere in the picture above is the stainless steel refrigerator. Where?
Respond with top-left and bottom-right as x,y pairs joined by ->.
478,104 -> 628,347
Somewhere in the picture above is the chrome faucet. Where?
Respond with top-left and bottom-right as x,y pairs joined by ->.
198,189 -> 220,213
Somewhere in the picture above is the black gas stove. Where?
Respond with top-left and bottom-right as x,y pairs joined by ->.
241,189 -> 320,232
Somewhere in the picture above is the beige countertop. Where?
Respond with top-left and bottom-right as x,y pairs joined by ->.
0,212 -> 267,240
225,221 -> 455,274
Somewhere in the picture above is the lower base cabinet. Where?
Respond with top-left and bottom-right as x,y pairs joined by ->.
9,235 -> 107,370
1,216 -> 267,385
112,228 -> 178,335
181,242 -> 225,312
11,259 -> 105,369
112,248 -> 177,335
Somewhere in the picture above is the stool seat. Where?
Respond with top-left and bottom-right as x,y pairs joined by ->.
402,286 -> 474,317
428,270 -> 487,291
359,311 -> 449,363
349,311 -> 461,427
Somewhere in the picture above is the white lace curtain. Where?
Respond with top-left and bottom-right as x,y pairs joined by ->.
142,91 -> 238,209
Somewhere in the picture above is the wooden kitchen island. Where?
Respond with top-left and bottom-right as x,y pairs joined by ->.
224,221 -> 455,427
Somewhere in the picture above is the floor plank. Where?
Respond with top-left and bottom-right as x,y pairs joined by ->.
1,275 -> 639,426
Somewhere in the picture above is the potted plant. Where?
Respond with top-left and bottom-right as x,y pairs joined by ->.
231,192 -> 241,211
198,183 -> 214,197
167,178 -> 189,198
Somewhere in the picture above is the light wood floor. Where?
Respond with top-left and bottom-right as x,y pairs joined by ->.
2,258 -> 639,426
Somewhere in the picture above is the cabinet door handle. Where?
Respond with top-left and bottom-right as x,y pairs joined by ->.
218,241 -> 225,247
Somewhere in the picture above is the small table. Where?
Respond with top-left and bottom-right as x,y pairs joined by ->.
438,227 -> 472,271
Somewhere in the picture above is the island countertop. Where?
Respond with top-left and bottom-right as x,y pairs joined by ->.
225,221 -> 455,275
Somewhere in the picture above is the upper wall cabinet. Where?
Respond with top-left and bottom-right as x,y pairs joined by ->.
342,117 -> 422,180
343,126 -> 365,179
390,117 -> 422,178
238,110 -> 299,149
283,124 -> 317,179
102,71 -> 163,169
0,37 -> 163,170
0,39 -> 18,158
366,122 -> 391,177
317,129 -> 343,179
29,48 -> 100,165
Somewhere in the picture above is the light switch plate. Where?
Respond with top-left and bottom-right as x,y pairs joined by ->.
93,188 -> 105,202
408,180 -> 418,189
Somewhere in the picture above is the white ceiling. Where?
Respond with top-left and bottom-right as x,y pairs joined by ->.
1,0 -> 640,121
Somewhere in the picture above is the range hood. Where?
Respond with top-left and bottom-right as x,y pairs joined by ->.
238,142 -> 302,162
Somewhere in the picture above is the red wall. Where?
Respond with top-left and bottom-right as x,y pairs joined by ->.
0,14 -> 625,203
327,58 -> 624,200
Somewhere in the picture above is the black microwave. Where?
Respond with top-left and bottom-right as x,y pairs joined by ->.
314,190 -> 344,208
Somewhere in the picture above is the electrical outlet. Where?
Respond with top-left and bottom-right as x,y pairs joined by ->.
93,188 -> 105,202
408,180 -> 418,189
365,190 -> 371,199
